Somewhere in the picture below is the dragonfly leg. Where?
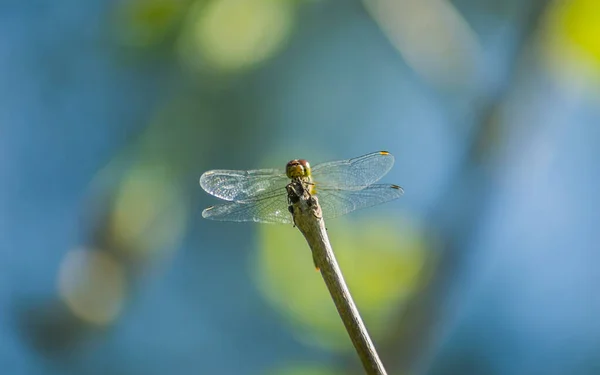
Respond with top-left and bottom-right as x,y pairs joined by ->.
286,180 -> 306,227
287,205 -> 297,227
286,180 -> 304,202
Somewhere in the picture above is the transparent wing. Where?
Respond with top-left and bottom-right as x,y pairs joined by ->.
311,151 -> 395,190
200,168 -> 288,202
317,184 -> 404,219
202,190 -> 291,224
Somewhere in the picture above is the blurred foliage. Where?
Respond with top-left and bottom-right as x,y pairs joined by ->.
115,0 -> 191,47
254,216 -> 430,351
554,0 -> 600,64
542,0 -> 600,91
363,0 -> 482,90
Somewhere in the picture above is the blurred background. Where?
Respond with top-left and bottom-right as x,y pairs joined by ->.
2,0 -> 599,374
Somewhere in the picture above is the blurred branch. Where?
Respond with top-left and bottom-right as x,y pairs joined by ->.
287,180 -> 388,375
378,0 -> 553,373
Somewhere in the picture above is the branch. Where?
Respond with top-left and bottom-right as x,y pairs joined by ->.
286,180 -> 388,375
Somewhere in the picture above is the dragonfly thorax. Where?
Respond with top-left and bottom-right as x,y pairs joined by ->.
286,159 -> 311,179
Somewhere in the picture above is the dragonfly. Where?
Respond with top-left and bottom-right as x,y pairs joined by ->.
199,151 -> 404,224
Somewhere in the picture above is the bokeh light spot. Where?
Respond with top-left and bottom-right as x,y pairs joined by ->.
58,249 -> 126,325
109,162 -> 188,259
181,0 -> 294,72
254,216 -> 430,351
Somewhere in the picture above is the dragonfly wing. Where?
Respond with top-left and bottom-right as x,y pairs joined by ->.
202,191 -> 292,224
200,168 -> 288,202
311,151 -> 395,190
317,184 -> 404,219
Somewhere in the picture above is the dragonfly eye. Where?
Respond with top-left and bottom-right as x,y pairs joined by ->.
286,159 -> 311,179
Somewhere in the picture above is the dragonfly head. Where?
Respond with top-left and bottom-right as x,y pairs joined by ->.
286,159 -> 311,179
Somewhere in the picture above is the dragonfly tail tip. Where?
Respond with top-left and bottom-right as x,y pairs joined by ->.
391,184 -> 404,194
